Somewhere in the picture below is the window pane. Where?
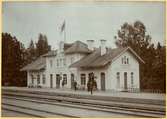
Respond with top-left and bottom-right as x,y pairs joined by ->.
127,58 -> 129,64
37,75 -> 40,84
42,74 -> 45,84
63,74 -> 67,85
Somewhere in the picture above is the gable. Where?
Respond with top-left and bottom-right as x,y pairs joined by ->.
112,47 -> 145,64
111,50 -> 139,68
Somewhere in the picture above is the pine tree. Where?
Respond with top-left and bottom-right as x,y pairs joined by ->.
36,33 -> 51,57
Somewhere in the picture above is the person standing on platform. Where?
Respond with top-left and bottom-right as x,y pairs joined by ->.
74,80 -> 77,91
90,72 -> 94,95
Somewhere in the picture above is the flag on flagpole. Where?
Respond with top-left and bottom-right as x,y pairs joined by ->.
60,20 -> 65,33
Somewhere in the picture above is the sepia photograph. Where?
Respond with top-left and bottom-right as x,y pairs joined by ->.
1,1 -> 166,118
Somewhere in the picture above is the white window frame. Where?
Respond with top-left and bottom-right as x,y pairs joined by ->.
37,74 -> 40,84
63,74 -> 67,85
81,74 -> 86,85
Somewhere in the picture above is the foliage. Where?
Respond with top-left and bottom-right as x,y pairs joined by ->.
2,33 -> 51,86
36,33 -> 51,57
2,33 -> 27,86
115,21 -> 166,92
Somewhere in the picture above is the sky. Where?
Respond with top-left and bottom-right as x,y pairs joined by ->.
2,1 -> 165,50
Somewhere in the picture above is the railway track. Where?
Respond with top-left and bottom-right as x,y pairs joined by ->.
2,101 -> 79,118
2,89 -> 166,117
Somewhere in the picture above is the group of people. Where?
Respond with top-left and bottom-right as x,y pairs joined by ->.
72,72 -> 97,95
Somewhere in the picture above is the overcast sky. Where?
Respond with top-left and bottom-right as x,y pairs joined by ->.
2,1 -> 165,49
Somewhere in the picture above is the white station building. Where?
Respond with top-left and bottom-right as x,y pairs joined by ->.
21,40 -> 144,91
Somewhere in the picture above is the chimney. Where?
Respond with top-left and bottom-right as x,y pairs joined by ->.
87,40 -> 94,50
100,39 -> 107,56
59,41 -> 64,53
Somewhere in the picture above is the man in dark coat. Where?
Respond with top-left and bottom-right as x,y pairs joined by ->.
74,80 -> 77,91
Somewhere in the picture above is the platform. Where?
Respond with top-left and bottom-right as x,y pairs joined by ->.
2,86 -> 165,101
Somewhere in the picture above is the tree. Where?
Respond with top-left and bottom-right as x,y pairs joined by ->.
36,33 -> 51,57
152,42 -> 166,92
26,39 -> 36,63
115,21 -> 166,92
2,33 -> 27,86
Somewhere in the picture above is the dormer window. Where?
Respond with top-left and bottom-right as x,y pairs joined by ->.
122,56 -> 129,64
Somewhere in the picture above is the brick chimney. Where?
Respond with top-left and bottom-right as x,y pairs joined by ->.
87,40 -> 94,51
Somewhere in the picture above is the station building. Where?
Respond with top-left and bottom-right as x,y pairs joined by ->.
21,40 -> 144,91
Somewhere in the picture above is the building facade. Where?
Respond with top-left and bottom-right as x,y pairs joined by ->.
21,40 -> 144,91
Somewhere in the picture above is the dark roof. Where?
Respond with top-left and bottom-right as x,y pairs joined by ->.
65,41 -> 92,54
20,56 -> 46,71
42,50 -> 57,57
70,47 -> 144,68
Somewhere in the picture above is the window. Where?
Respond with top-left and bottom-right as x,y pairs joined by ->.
63,74 -> 67,85
37,75 -> 40,84
122,58 -> 124,64
50,60 -> 53,68
124,56 -> 127,64
116,72 -> 120,88
122,56 -> 129,64
63,58 -> 66,66
131,72 -> 134,87
81,74 -> 86,85
31,75 -> 34,84
42,74 -> 45,84
60,59 -> 62,66
127,58 -> 129,64
57,59 -> 59,67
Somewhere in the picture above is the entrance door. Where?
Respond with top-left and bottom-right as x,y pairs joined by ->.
71,74 -> 74,89
50,79 -> 53,88
101,72 -> 105,91
56,74 -> 60,88
124,72 -> 127,90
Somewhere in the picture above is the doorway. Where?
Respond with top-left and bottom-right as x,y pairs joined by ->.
50,74 -> 53,88
124,72 -> 127,90
50,79 -> 53,88
71,74 -> 74,89
56,74 -> 60,88
101,72 -> 105,91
